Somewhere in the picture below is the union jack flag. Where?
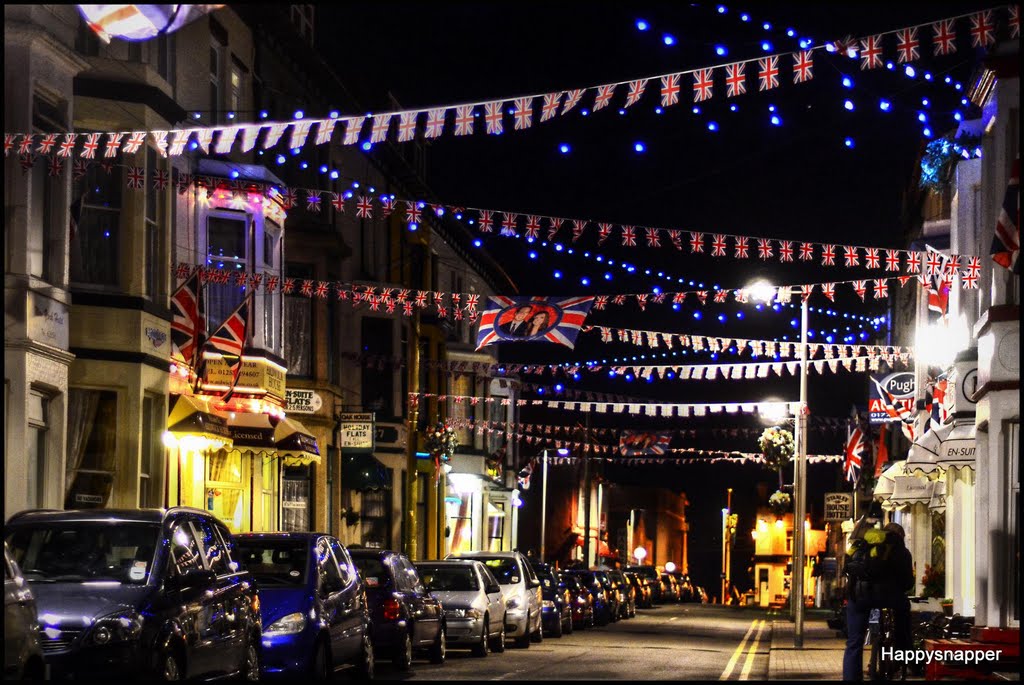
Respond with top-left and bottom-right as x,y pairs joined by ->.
332,193 -> 346,213
821,244 -> 836,266
501,213 -> 519,237
896,27 -> 920,62
484,102 -> 504,135
4,133 -> 15,156
822,283 -> 836,301
593,84 -> 616,110
425,108 -> 446,138
991,157 -> 1019,273
625,79 -> 648,107
932,19 -> 957,55
572,219 -> 587,242
734,236 -> 749,259
540,93 -> 562,121
464,294 -> 479,311
859,35 -> 883,69
478,209 -> 494,233
402,301 -> 414,316
690,232 -> 705,253
513,98 -> 533,130
593,295 -> 608,310
924,247 -> 952,316
799,242 -> 815,261
852,280 -> 867,301
962,256 -> 982,289
693,69 -> 713,102
406,201 -> 422,225
414,291 -> 428,308
635,294 -> 648,310
660,74 -> 681,106
127,166 -> 146,189
758,56 -> 779,91
47,156 -> 63,177
396,112 -> 418,142
454,106 -> 474,136
369,114 -> 392,143
696,291 -> 708,304
711,234 -> 728,256
905,251 -> 922,273
800,284 -> 814,302
562,89 -> 584,114
282,188 -> 297,210
300,280 -> 314,297
620,430 -> 672,456
36,133 -> 57,155
793,50 -> 814,83
725,63 -> 746,97
597,223 -> 612,245
80,133 -> 101,159
18,154 -> 34,173
713,290 -> 728,303
170,272 -> 204,368
621,226 -> 636,247
315,281 -> 329,298
667,230 -> 682,250
844,246 -> 860,267
547,217 -> 563,240
104,132 -> 124,158
1011,5 -> 1021,38
305,191 -> 321,213
757,239 -> 773,260
779,240 -> 794,262
525,215 -> 541,239
265,276 -> 279,292
844,426 -> 864,483
380,196 -> 395,217
475,296 -> 595,351
864,248 -> 880,269
207,293 -> 251,399
356,196 -> 373,218
17,135 -> 35,155
873,279 -> 889,299
645,227 -> 660,247
970,10 -> 995,47
59,135 -> 79,159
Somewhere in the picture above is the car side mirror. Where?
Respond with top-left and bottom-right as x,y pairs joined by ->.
529,578 -> 541,589
487,584 -> 501,595
173,568 -> 215,591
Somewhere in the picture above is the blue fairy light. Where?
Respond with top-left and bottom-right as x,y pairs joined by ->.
761,41 -> 772,51
361,142 -> 372,151
259,110 -> 269,119
716,45 -> 728,56
842,76 -> 853,88
553,270 -> 562,279
528,251 -> 538,259
693,106 -> 701,114
634,142 -> 646,153
845,137 -> 855,148
663,34 -> 676,46
786,28 -> 795,37
473,239 -> 482,247
299,162 -> 308,169
717,5 -> 727,13
740,13 -> 749,21
329,110 -> 339,119
636,19 -> 648,31
904,65 -> 916,78
718,314 -> 727,322
294,110 -> 304,119
730,104 -> 738,112
604,272 -> 612,280
407,223 -> 418,232
879,99 -> 891,111
559,143 -> 570,153
581,277 -> 590,286
844,100 -> 854,111
708,121 -> 719,131
770,115 -> 781,126
655,107 -> 664,114
693,311 -> 702,320
319,164 -> 328,173
763,22 -> 771,30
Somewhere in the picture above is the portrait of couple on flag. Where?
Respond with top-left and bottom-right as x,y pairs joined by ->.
475,295 -> 595,350
496,303 -> 559,339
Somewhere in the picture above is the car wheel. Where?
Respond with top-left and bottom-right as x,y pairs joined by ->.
472,615 -> 490,658
514,614 -> 531,649
490,621 -> 506,653
158,648 -> 184,681
530,614 -> 544,643
393,630 -> 413,671
239,636 -> 260,682
550,613 -> 563,638
311,639 -> 330,679
428,626 -> 446,664
353,630 -> 375,680
564,613 -> 574,635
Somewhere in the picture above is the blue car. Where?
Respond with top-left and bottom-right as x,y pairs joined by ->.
234,533 -> 374,680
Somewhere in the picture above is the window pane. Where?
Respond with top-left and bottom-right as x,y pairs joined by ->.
170,522 -> 204,575
208,449 -> 242,483
284,296 -> 311,376
146,148 -> 157,222
145,221 -> 157,298
208,216 -> 246,260
193,517 -> 230,575
28,391 -> 47,425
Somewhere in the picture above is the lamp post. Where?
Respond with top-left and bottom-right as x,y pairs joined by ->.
540,449 -> 549,562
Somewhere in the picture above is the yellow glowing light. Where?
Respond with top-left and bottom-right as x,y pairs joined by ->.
162,431 -> 178,448
775,519 -> 784,529
757,519 -> 768,532
751,531 -> 759,540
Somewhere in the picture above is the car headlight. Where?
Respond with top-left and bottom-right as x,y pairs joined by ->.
505,596 -> 521,610
88,613 -> 144,646
576,596 -> 587,605
446,608 -> 481,619
265,612 -> 306,635
542,600 -> 555,608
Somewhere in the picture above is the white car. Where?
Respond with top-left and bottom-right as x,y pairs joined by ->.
446,551 -> 543,648
415,560 -> 506,657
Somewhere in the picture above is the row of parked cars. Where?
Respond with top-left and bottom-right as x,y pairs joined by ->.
3,507 -> 692,681
625,565 -> 710,605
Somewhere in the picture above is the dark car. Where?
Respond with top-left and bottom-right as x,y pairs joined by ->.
592,571 -> 621,622
526,561 -> 572,638
661,573 -> 682,602
566,570 -> 611,626
560,571 -> 594,630
234,533 -> 374,679
4,542 -> 44,680
348,548 -> 445,670
608,570 -> 635,618
624,571 -> 652,609
625,565 -> 663,604
5,507 -> 262,681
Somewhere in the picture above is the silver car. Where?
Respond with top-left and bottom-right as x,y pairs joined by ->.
446,551 -> 543,648
416,560 -> 506,657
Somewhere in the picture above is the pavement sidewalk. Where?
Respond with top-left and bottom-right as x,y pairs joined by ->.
768,618 -> 847,681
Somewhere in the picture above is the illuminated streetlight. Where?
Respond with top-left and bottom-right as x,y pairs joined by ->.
664,561 -> 677,574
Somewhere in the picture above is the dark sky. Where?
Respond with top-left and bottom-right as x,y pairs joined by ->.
318,2 -> 1001,586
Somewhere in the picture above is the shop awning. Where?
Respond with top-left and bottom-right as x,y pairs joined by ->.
935,421 -> 977,473
929,479 -> 947,513
274,417 -> 321,466
342,453 -> 391,491
228,413 -> 276,453
167,394 -> 233,449
888,475 -> 935,509
873,460 -> 905,503
906,421 -> 955,479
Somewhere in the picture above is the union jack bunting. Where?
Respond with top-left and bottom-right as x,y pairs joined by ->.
800,284 -> 814,302
597,223 -> 612,245
47,156 -> 63,177
478,209 -> 494,233
405,201 -> 422,225
621,226 -> 636,247
57,134 -> 77,158
17,153 -> 34,172
80,133 -> 101,159
793,50 -> 814,83
991,157 -> 1019,273
961,256 -> 981,288
852,280 -> 867,301
397,112 -> 418,142
660,74 -> 681,106
305,191 -> 321,212
103,133 -> 123,158
331,193 -> 345,213
593,84 -> 616,111
562,89 -> 584,114
905,251 -> 922,273
859,35 -> 883,69
127,166 -> 146,189
501,213 -> 519,237
799,242 -> 815,261
896,27 -> 920,62
713,290 -> 728,303
924,247 -> 952,317
153,169 -> 169,191
645,227 -> 660,247
369,114 -> 392,143
547,217 -> 563,240
844,246 -> 860,267
734,236 -> 749,259
932,19 -> 957,55
300,280 -> 314,297
315,119 -> 337,146
693,69 -> 713,102
540,93 -> 562,121
424,108 -> 446,138
475,296 -> 595,351
667,230 -> 683,250
969,10 -> 995,47
711,234 -> 728,257
315,281 -> 329,298
525,215 -> 541,240
380,197 -> 395,217
123,131 -> 147,154
1010,5 -> 1020,37
355,196 -> 372,218
873,279 -> 889,299
484,102 -> 504,135
821,244 -> 837,266
593,295 -> 608,310
758,56 -> 779,91
689,232 -> 705,253
821,283 -> 836,301
843,426 -> 864,483
572,219 -> 587,242
625,79 -> 648,107
513,98 -> 534,130
757,239 -> 773,260
725,63 -> 746,97
454,106 -> 474,136
779,240 -> 794,262
865,248 -> 881,269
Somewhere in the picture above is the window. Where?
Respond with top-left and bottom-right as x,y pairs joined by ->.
284,263 -> 313,376
230,60 -> 243,114
315,539 -> 343,594
361,318 -> 393,415
260,455 -> 278,532
206,214 -> 248,329
488,501 -> 505,552
329,539 -> 354,586
139,394 -> 164,508
70,152 -> 122,287
207,449 -> 247,533
192,516 -> 232,575
282,467 -> 311,532
31,93 -> 65,282
156,33 -> 175,85
144,147 -> 160,298
261,222 -> 281,352
447,491 -> 474,555
26,390 -> 49,509
170,521 -> 204,575
65,389 -> 117,509
361,489 -> 390,549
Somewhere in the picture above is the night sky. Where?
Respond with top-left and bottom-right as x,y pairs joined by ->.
318,1 -> 1001,589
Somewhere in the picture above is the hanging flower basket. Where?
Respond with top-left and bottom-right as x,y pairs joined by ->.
768,490 -> 792,514
424,422 -> 458,478
758,426 -> 795,490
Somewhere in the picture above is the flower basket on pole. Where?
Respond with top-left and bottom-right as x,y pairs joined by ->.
759,426 -> 795,515
424,421 -> 458,483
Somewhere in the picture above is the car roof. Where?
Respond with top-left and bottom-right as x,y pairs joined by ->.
5,508 -> 178,526
450,551 -> 520,559
416,560 -> 478,568
348,547 -> 400,558
234,532 -> 331,542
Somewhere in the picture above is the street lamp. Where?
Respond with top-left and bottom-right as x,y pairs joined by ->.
748,279 -> 807,646
627,508 -> 645,564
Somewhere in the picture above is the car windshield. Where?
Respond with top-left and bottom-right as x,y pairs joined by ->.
234,540 -> 308,586
6,522 -> 161,584
475,558 -> 520,585
534,567 -> 556,589
351,556 -> 390,589
418,565 -> 479,592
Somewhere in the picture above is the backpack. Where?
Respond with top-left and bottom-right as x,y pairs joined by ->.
845,528 -> 896,582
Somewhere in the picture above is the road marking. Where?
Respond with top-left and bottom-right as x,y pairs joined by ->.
739,620 -> 766,680
719,619 -> 758,680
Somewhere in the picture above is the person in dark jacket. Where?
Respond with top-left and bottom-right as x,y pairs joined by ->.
842,519 -> 914,681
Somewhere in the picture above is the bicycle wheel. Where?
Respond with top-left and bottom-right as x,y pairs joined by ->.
867,626 -> 881,680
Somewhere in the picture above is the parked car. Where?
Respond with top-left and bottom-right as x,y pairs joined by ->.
233,532 -> 374,679
4,507 -> 262,681
592,571 -> 621,622
415,560 -> 506,657
661,573 -> 682,602
673,573 -> 695,603
625,565 -> 663,604
527,561 -> 572,638
4,542 -> 44,680
559,571 -> 594,630
447,551 -> 542,648
694,585 -> 710,604
607,570 -> 635,619
624,571 -> 651,609
566,570 -> 611,626
348,548 -> 445,670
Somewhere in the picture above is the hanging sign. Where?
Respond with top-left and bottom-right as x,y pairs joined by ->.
868,371 -> 915,424
824,492 -> 854,521
286,389 -> 323,414
341,412 -> 375,452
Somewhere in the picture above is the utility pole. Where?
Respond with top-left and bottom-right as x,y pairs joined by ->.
540,450 -> 549,561
404,309 -> 421,561
725,488 -> 733,604
581,412 -> 592,568
793,297 -> 809,647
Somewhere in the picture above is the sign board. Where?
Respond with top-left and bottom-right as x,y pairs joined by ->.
868,371 -> 915,424
28,292 -> 69,349
285,389 -> 323,414
341,412 -> 375,452
204,355 -> 286,401
824,492 -> 854,521
948,360 -> 979,417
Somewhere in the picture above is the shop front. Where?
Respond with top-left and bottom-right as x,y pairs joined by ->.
445,452 -> 518,556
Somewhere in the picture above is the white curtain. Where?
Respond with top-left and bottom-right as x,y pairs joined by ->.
65,389 -> 101,498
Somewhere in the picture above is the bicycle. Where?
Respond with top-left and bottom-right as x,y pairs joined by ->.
866,607 -> 906,681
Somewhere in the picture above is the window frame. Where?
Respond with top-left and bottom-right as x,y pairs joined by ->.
26,389 -> 49,509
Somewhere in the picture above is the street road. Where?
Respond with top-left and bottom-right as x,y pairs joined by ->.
373,604 -> 774,681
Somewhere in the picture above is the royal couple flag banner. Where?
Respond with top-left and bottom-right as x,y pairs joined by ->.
619,430 -> 673,456
475,296 -> 595,351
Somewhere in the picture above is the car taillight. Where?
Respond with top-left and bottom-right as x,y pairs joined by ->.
383,598 -> 402,621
